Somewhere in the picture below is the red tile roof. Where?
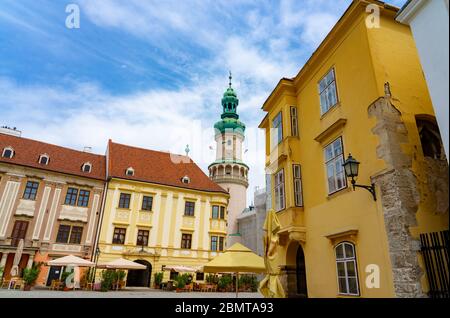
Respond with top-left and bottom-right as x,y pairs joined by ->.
108,140 -> 228,194
0,133 -> 106,181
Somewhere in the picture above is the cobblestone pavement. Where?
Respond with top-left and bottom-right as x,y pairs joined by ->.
0,288 -> 263,298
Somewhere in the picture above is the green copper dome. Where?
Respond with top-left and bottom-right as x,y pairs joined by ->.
215,73 -> 246,136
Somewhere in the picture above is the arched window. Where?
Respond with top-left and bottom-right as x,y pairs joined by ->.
38,154 -> 49,165
416,117 -> 444,159
82,162 -> 92,173
126,167 -> 135,177
2,147 -> 14,159
335,242 -> 359,296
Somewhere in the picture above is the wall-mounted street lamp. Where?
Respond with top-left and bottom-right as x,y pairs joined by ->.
343,153 -> 376,201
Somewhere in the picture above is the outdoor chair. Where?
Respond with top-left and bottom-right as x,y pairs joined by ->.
1,280 -> 10,289
13,279 -> 23,290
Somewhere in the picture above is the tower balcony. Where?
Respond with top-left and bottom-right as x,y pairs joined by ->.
210,174 -> 249,187
209,161 -> 249,187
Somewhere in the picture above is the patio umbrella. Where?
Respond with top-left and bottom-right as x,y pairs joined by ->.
47,255 -> 95,290
47,255 -> 95,267
203,243 -> 266,298
10,239 -> 24,278
163,265 -> 199,273
259,209 -> 285,298
97,258 -> 146,270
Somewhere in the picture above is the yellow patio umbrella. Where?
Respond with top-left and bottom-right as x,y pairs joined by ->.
203,243 -> 266,298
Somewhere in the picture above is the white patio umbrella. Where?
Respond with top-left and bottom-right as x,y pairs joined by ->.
97,258 -> 146,270
163,265 -> 199,273
10,239 -> 24,278
47,255 -> 94,290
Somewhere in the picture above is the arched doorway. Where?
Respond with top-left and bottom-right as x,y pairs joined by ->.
126,260 -> 152,288
296,245 -> 308,297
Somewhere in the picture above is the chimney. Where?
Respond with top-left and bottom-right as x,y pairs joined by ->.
83,146 -> 92,153
0,126 -> 22,137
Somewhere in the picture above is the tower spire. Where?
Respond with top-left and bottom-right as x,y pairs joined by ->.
229,71 -> 232,88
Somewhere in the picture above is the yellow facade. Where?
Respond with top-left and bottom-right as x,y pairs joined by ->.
97,178 -> 229,286
259,1 -> 448,298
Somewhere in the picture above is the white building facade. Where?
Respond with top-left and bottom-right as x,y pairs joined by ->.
397,0 -> 449,160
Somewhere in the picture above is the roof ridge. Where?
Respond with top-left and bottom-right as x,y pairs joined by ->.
110,140 -> 190,160
0,132 -> 104,158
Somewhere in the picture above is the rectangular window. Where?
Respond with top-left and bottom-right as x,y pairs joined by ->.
56,225 -> 71,243
293,164 -> 303,207
219,236 -> 225,251
181,233 -> 192,249
64,188 -> 78,206
220,206 -> 225,219
290,106 -> 299,137
11,220 -> 28,247
137,229 -> 149,246
336,242 -> 360,296
212,205 -> 219,219
184,201 -> 195,216
69,226 -> 83,244
319,68 -> 338,114
118,193 -> 131,209
324,137 -> 347,194
112,228 -> 126,245
23,181 -> 39,200
211,236 -> 218,251
274,169 -> 285,211
77,190 -> 90,207
272,112 -> 283,146
142,196 -> 153,211
196,272 -> 205,281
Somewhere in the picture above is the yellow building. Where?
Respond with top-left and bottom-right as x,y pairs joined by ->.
259,0 -> 448,298
96,140 -> 229,287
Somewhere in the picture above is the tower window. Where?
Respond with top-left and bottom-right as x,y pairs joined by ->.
2,147 -> 14,159
38,154 -> 49,165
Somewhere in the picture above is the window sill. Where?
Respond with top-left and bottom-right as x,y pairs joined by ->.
320,102 -> 341,120
327,186 -> 350,199
116,207 -> 131,211
139,209 -> 153,213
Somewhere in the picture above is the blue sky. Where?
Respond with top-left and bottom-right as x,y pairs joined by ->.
0,0 -> 406,202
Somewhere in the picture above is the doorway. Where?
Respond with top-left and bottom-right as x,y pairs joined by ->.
296,245 -> 308,297
46,266 -> 62,286
126,260 -> 152,287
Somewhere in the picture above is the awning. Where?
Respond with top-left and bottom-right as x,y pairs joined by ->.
97,258 -> 146,270
47,255 -> 95,267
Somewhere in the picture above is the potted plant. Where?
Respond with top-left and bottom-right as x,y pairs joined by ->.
174,273 -> 189,292
217,275 -> 232,292
116,270 -> 126,289
154,272 -> 163,289
22,263 -> 41,291
100,269 -> 115,292
60,270 -> 72,291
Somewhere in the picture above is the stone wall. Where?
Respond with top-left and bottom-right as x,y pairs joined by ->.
369,96 -> 427,298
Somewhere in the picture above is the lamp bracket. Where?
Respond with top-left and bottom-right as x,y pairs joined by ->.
351,181 -> 376,201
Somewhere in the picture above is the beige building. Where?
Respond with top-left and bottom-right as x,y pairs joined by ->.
0,128 -> 106,286
96,141 -> 229,287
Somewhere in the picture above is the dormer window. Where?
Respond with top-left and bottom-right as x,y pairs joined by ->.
38,154 -> 49,165
126,167 -> 135,176
82,162 -> 92,173
2,147 -> 14,159
181,176 -> 191,184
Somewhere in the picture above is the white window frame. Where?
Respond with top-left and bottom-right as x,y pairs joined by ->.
2,146 -> 14,159
82,162 -> 92,173
38,154 -> 49,165
181,176 -> 191,184
290,106 -> 299,137
324,137 -> 347,195
335,242 -> 360,296
318,68 -> 339,115
293,164 -> 303,207
126,167 -> 135,176
271,111 -> 283,148
274,169 -> 285,212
